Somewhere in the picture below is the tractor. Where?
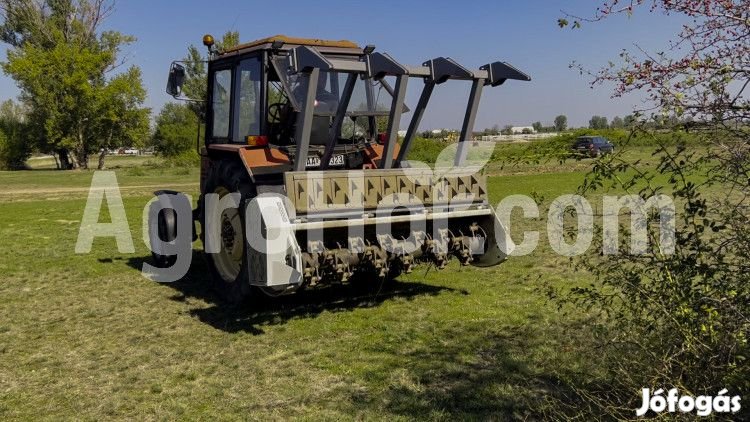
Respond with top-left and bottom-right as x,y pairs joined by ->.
150,34 -> 530,301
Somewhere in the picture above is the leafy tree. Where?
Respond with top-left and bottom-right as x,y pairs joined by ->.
532,121 -> 542,132
93,67 -> 150,169
500,125 -> 513,135
0,99 -> 31,169
0,0 -> 149,169
482,124 -> 500,136
151,103 -> 200,157
623,114 -> 636,127
609,115 -> 624,129
588,115 -> 608,129
554,114 -> 567,132
376,116 -> 389,134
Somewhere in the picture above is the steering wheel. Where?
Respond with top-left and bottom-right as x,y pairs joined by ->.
268,102 -> 285,123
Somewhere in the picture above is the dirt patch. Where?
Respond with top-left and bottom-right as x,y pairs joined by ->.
0,183 -> 198,197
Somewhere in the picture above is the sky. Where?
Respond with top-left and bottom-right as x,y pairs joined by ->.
0,0 -> 687,130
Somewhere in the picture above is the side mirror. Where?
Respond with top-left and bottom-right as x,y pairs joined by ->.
166,62 -> 186,98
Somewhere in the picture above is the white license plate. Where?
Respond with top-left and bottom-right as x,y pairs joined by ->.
306,154 -> 345,168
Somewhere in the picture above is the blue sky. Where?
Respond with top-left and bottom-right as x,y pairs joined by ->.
0,0 -> 686,129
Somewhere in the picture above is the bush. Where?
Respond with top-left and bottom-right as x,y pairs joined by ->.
151,103 -> 201,157
404,137 -> 450,165
487,128 -> 704,168
0,127 -> 31,170
550,134 -> 750,419
149,149 -> 201,169
559,127 -> 701,147
166,149 -> 200,168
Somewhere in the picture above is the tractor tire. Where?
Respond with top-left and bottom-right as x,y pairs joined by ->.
201,160 -> 256,304
150,207 -> 177,268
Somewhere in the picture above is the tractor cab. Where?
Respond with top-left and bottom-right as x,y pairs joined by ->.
167,34 -> 531,174
169,35 -> 405,172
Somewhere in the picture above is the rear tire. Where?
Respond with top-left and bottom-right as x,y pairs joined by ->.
149,204 -> 177,268
202,160 -> 255,304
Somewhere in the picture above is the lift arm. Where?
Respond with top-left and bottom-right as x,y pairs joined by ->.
284,46 -> 530,171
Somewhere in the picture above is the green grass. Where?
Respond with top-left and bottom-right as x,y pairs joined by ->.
0,147 -> 669,419
1,156 -> 198,202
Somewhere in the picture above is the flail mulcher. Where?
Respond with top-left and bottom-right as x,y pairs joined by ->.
150,34 -> 530,301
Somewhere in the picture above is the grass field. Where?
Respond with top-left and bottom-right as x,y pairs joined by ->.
0,148 -> 663,419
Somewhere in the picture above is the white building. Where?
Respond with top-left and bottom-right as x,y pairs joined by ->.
510,126 -> 536,134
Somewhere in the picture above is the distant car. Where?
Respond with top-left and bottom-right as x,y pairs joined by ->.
572,136 -> 615,157
122,148 -> 139,155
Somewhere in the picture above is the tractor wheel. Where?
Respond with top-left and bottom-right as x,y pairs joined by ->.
202,160 -> 255,303
150,207 -> 177,268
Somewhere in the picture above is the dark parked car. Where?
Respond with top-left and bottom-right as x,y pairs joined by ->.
572,136 -> 615,157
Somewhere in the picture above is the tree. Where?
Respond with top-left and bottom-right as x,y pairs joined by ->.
588,115 -> 608,129
181,31 -> 240,120
94,67 -> 150,169
554,115 -> 567,132
482,124 -> 500,136
623,114 -> 636,127
0,99 -> 31,169
500,125 -> 513,135
609,115 -> 624,129
0,0 -> 149,169
151,103 -> 200,157
532,121 -> 542,132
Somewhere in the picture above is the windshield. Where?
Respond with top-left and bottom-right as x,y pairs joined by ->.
272,56 -> 398,117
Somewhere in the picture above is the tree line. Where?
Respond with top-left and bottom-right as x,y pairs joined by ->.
478,113 -> 689,136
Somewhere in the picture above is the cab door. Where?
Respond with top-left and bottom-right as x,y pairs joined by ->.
207,54 -> 263,145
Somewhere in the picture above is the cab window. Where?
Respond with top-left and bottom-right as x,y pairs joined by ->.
211,68 -> 232,139
235,57 -> 262,140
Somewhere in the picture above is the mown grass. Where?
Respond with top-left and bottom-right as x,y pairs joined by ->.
0,147 -> 667,419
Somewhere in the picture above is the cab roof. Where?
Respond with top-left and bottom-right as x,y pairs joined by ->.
218,34 -> 361,57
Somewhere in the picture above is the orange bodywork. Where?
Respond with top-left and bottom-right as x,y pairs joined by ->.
238,146 -> 292,175
363,143 -> 401,168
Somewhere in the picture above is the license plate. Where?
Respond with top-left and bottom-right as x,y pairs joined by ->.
306,154 -> 345,168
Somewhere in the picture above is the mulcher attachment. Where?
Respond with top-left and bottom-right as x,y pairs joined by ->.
243,44 -> 528,293
243,170 -> 515,293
